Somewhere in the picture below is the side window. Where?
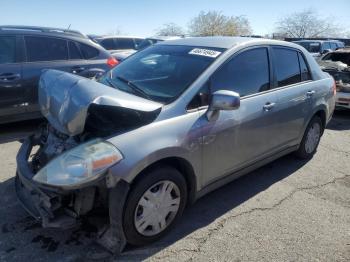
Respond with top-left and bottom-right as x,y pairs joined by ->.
25,36 -> 68,62
211,48 -> 270,97
273,48 -> 300,87
79,43 -> 99,59
0,36 -> 16,64
323,42 -> 331,50
68,41 -> 83,60
116,38 -> 136,49
330,42 -> 337,50
100,38 -> 116,50
187,82 -> 210,110
298,52 -> 311,81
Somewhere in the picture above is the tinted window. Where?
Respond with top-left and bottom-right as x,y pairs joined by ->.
211,48 -> 270,97
322,52 -> 350,65
323,42 -> 331,50
116,38 -> 135,49
298,53 -> 311,81
68,41 -> 83,59
330,42 -> 337,50
99,45 -> 224,103
100,38 -> 116,50
295,42 -> 321,53
79,43 -> 99,59
273,48 -> 300,87
188,82 -> 210,110
25,36 -> 68,62
0,36 -> 16,64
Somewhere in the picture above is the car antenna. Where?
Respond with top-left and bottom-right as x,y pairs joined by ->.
67,24 -> 71,30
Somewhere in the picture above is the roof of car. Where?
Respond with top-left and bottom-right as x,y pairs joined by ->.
158,36 -> 296,49
94,35 -> 144,40
0,25 -> 87,38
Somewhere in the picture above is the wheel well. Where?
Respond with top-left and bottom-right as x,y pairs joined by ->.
133,157 -> 197,205
314,110 -> 326,131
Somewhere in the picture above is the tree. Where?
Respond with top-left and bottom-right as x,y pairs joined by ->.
188,11 -> 252,36
156,23 -> 185,36
275,9 -> 344,38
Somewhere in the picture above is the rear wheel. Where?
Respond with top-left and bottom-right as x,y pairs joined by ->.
123,165 -> 187,246
295,116 -> 323,159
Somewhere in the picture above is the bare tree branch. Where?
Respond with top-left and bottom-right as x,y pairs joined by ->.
188,11 -> 252,37
155,23 -> 185,36
275,9 -> 345,38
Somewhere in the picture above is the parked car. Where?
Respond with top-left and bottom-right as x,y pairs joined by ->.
318,48 -> 350,109
137,36 -> 183,50
293,40 -> 339,58
112,36 -> 183,62
89,35 -> 144,54
0,25 -> 118,124
16,37 -> 335,251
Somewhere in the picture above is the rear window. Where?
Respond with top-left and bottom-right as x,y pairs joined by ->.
79,43 -> 99,59
298,53 -> 311,81
322,52 -> 350,65
273,48 -> 301,87
0,36 -> 16,64
116,38 -> 136,49
295,42 -> 321,53
25,36 -> 68,62
100,38 -> 116,50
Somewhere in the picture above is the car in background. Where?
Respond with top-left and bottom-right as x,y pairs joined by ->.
112,36 -> 184,62
16,37 -> 335,250
89,35 -> 144,55
137,36 -> 183,50
0,25 -> 118,124
293,40 -> 339,58
318,48 -> 350,109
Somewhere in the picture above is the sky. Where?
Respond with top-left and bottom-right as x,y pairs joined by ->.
1,0 -> 349,37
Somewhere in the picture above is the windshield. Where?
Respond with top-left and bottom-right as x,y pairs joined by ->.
322,52 -> 350,65
137,39 -> 160,50
99,45 -> 225,103
295,42 -> 321,53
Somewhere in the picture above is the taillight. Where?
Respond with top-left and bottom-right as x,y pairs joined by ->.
107,57 -> 119,68
332,80 -> 337,96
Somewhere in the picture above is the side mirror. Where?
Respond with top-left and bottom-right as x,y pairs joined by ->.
207,90 -> 240,121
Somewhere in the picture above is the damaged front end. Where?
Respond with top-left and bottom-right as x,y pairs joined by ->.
16,70 -> 162,231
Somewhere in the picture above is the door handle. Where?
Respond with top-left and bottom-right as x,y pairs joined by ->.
71,66 -> 85,74
306,90 -> 315,97
263,102 -> 276,111
0,73 -> 21,82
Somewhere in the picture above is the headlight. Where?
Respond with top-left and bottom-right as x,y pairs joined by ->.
33,139 -> 123,188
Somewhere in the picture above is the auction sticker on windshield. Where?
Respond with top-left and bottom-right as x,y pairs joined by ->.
189,48 -> 222,58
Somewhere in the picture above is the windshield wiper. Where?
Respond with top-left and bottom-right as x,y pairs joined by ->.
116,76 -> 151,99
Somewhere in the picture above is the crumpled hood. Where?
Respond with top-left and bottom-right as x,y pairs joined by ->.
319,60 -> 349,72
39,70 -> 162,136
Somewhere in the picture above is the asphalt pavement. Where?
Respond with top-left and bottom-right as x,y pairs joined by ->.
0,112 -> 349,261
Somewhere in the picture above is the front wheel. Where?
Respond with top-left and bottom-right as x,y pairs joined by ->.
295,116 -> 323,159
123,166 -> 187,246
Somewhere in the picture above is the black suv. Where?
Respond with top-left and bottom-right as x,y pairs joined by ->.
0,26 -> 118,124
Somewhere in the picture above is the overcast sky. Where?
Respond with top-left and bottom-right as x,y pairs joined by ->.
1,0 -> 349,36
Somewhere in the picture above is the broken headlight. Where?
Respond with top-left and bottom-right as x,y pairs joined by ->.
33,139 -> 123,188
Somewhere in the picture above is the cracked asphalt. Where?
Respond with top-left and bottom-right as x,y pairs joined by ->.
0,111 -> 349,262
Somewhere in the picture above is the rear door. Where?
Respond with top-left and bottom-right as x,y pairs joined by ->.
269,47 -> 313,148
0,35 -> 27,117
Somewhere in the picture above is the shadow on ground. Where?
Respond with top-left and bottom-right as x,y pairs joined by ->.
327,110 -> 350,131
0,153 -> 309,261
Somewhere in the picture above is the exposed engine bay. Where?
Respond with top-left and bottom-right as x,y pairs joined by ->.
319,50 -> 350,93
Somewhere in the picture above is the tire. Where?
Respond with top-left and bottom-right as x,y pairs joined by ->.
295,116 -> 323,159
123,165 -> 187,246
